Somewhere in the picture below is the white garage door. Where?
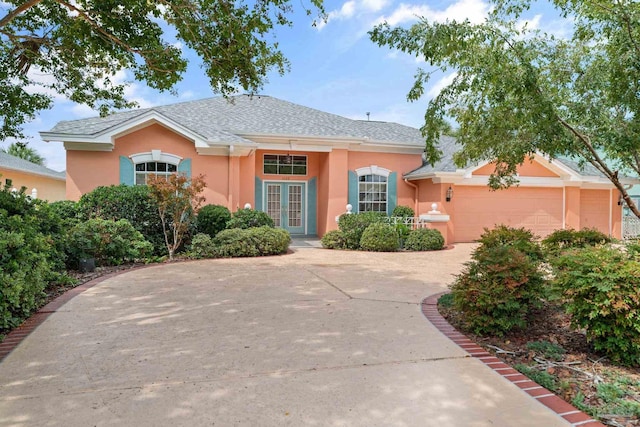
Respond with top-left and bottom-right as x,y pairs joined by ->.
453,186 -> 564,242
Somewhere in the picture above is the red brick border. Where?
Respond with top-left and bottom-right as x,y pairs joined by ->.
422,292 -> 605,427
0,265 -> 153,362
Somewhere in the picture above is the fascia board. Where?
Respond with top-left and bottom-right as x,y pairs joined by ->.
238,133 -> 366,145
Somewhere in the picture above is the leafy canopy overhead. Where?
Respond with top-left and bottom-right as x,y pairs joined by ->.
0,0 -> 323,140
370,0 -> 640,218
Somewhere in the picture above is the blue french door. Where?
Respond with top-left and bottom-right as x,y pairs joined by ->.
265,182 -> 306,234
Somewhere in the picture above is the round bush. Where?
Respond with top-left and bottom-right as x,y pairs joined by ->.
197,204 -> 231,237
321,230 -> 347,249
542,227 -> 611,257
214,226 -> 290,257
338,212 -> 385,250
188,233 -> 220,259
404,228 -> 444,251
359,223 -> 399,252
49,200 -> 79,221
66,218 -> 153,267
478,225 -> 543,262
226,208 -> 274,229
391,205 -> 414,218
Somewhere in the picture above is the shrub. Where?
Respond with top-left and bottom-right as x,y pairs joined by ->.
78,185 -> 164,254
360,222 -> 400,252
542,228 -> 611,256
338,212 -> 385,250
477,225 -> 544,262
404,228 -> 445,251
0,185 -> 69,330
197,204 -> 231,237
188,233 -> 220,259
49,200 -> 79,221
226,208 -> 274,229
214,226 -> 290,257
66,218 -> 153,267
552,246 -> 640,366
391,205 -> 415,218
450,240 -> 546,336
321,230 -> 347,249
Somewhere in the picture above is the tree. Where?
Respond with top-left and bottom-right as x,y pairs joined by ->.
1,141 -> 44,165
370,0 -> 640,218
147,173 -> 206,260
0,0 -> 324,140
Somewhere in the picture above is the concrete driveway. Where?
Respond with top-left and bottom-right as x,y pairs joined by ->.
0,245 -> 571,426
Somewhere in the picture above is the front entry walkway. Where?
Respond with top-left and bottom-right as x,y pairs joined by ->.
0,246 -> 571,426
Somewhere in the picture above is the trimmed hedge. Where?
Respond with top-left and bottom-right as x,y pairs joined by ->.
391,205 -> 414,218
360,223 -> 399,252
321,230 -> 347,249
197,204 -> 231,237
66,218 -> 153,267
226,208 -> 274,229
542,228 -> 611,257
78,185 -> 165,254
404,228 -> 444,251
189,227 -> 290,258
337,212 -> 385,250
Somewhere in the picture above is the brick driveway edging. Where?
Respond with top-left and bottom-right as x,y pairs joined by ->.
421,292 -> 605,427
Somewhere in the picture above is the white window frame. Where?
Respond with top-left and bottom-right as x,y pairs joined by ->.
130,150 -> 183,185
356,165 -> 391,213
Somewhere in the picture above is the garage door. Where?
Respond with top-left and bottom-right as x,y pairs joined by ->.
453,186 -> 564,242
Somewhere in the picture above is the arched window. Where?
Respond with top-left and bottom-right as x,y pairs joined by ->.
130,151 -> 182,185
356,166 -> 390,213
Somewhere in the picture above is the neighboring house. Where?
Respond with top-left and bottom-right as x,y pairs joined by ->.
41,94 -> 633,243
0,151 -> 66,201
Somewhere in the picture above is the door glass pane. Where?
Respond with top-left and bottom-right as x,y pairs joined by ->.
288,185 -> 302,227
266,184 -> 281,227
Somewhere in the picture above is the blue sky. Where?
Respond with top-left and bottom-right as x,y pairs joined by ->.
4,0 -> 564,172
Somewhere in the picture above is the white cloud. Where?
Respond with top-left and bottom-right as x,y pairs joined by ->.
517,14 -> 542,31
427,72 -> 458,98
317,0 -> 391,30
376,0 -> 490,27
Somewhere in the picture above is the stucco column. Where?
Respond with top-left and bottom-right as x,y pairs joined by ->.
228,156 -> 241,211
564,186 -> 581,230
323,149 -> 349,234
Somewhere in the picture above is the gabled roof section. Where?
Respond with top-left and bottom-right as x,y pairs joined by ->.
41,95 -> 426,151
0,151 -> 66,181
404,138 -> 635,187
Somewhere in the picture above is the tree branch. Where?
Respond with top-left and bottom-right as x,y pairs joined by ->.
0,0 -> 43,28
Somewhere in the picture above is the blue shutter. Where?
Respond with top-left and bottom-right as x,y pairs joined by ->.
308,177 -> 317,235
119,156 -> 134,185
387,172 -> 397,215
348,170 -> 358,212
178,158 -> 192,179
255,177 -> 263,211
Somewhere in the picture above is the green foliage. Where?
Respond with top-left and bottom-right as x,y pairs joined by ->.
226,208 -> 275,229
49,200 -> 79,222
404,228 -> 445,251
337,212 -> 386,250
79,184 -> 165,254
515,364 -> 559,392
627,242 -> 640,260
66,218 -> 153,267
391,205 -> 415,218
197,204 -> 231,237
369,0 -> 640,218
450,227 -> 546,335
0,142 -> 44,165
0,1 -> 324,140
213,227 -> 290,258
542,228 -> 611,256
321,230 -> 347,249
438,293 -> 454,308
477,225 -> 543,261
359,223 -> 400,252
0,185 -> 68,330
552,246 -> 640,366
526,341 -> 566,361
188,233 -> 220,259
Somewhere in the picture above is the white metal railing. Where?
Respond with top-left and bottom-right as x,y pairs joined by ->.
623,216 -> 640,240
382,216 -> 429,229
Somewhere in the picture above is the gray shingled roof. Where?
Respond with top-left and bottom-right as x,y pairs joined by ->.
404,136 -> 607,178
46,95 -> 426,146
0,151 -> 65,180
